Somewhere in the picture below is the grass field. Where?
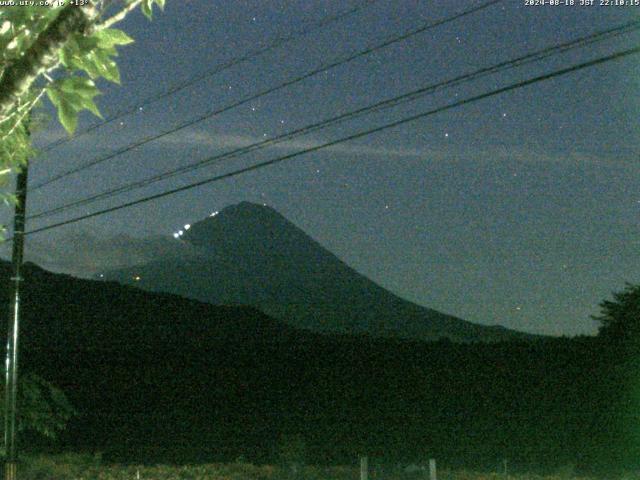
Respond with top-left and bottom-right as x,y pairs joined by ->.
12,454 -> 615,480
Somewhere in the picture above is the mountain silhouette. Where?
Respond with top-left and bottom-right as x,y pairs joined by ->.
103,201 -> 534,342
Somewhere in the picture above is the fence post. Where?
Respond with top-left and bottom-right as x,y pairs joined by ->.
360,456 -> 368,480
429,459 -> 437,480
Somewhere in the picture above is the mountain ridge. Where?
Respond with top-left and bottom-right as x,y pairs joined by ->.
103,201 -> 537,343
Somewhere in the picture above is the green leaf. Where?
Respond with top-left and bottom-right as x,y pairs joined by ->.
141,0 -> 153,19
81,97 -> 101,118
46,85 -> 80,134
74,34 -> 99,54
58,45 -> 71,68
56,76 -> 103,118
93,28 -> 134,49
57,97 -> 78,134
141,0 -> 165,18
68,49 -> 119,83
104,59 -> 121,84
68,53 -> 102,79
45,87 -> 62,110
57,76 -> 98,100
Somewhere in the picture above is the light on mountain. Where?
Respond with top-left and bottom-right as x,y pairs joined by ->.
184,224 -> 191,230
210,211 -> 219,217
173,232 -> 179,239
134,276 -> 141,281
178,230 -> 184,236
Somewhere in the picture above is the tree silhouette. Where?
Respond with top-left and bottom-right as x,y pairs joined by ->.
594,283 -> 640,349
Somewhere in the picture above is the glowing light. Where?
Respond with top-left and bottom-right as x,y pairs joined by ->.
210,211 -> 219,217
178,230 -> 184,236
173,232 -> 179,239
184,224 -> 191,230
99,274 -> 104,278
134,276 -> 141,281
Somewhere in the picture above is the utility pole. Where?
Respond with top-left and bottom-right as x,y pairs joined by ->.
3,159 -> 29,480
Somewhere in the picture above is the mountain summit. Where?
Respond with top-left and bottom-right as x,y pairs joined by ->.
103,202 -> 533,342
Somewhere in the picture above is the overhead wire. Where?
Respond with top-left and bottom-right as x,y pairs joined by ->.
38,0 -> 381,154
16,44 -> 640,239
30,0 -> 504,191
27,18 -> 640,221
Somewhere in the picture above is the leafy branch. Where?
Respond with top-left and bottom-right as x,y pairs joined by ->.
0,0 -> 165,139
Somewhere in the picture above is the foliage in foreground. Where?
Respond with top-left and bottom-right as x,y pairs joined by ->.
14,455 -> 619,480
0,372 -> 75,444
0,0 -> 166,208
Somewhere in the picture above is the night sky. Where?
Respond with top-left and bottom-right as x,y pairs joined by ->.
2,0 -> 639,336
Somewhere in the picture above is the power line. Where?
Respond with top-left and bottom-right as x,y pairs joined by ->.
28,18 -> 640,221
19,44 -> 640,239
38,0 -> 380,154
30,0 -> 504,191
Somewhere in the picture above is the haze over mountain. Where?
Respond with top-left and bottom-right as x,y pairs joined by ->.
103,201 -> 534,342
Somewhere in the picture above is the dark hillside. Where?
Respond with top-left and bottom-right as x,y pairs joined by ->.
0,262 -> 627,472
